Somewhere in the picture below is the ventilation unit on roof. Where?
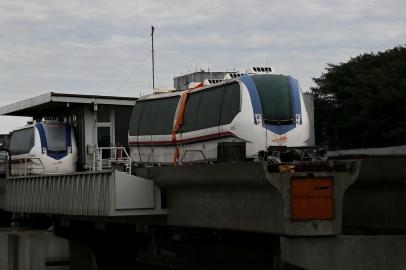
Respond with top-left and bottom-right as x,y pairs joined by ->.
153,87 -> 175,94
203,79 -> 224,86
223,73 -> 244,80
187,82 -> 204,90
43,117 -> 58,122
248,66 -> 273,74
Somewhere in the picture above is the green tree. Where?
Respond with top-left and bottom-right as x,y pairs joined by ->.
311,46 -> 406,149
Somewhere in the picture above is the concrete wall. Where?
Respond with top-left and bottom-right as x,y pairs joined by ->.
281,235 -> 406,270
0,230 -> 70,270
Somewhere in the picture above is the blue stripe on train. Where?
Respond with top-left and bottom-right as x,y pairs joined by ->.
66,124 -> 72,150
239,75 -> 262,124
239,75 -> 301,135
35,123 -> 48,150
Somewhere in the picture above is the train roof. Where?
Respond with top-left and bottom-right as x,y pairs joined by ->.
10,120 -> 70,132
138,76 -> 242,102
138,73 -> 294,102
0,92 -> 137,117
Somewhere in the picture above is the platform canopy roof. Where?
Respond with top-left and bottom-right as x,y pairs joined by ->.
0,92 -> 137,117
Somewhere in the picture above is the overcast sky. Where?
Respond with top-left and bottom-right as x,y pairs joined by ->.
0,0 -> 405,133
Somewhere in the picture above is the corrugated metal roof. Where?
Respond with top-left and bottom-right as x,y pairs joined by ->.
0,92 -> 137,117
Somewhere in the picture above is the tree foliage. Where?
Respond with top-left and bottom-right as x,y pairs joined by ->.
311,46 -> 406,149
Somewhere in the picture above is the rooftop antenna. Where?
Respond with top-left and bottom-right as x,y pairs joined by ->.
151,25 -> 155,90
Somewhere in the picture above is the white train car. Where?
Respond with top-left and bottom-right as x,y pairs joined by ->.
9,121 -> 78,175
128,73 -> 312,164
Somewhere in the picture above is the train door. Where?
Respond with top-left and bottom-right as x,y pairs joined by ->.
96,107 -> 115,159
97,126 -> 111,158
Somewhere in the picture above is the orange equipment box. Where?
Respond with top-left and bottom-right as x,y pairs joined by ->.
291,178 -> 333,220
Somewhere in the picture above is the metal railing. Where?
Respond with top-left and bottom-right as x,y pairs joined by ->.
15,157 -> 46,176
180,150 -> 207,164
92,146 -> 132,174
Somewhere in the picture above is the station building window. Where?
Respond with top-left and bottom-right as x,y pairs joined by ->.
97,107 -> 110,123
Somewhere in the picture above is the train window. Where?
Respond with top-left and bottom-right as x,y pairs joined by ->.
130,96 -> 180,136
130,83 -> 241,136
252,75 -> 293,123
129,102 -> 144,136
194,87 -> 223,130
183,82 -> 241,132
43,123 -> 67,152
152,97 -> 180,134
220,82 -> 241,125
138,101 -> 155,135
9,128 -> 34,155
183,91 -> 202,132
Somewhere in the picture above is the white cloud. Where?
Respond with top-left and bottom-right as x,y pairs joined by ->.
0,0 -> 405,132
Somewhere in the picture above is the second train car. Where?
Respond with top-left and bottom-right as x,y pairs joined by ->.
8,121 -> 78,175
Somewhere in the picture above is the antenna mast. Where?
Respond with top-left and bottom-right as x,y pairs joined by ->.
151,25 -> 155,90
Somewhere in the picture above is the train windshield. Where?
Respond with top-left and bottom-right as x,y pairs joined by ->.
252,75 -> 293,124
43,123 -> 66,152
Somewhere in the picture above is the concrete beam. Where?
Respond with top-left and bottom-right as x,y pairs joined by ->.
281,235 -> 406,270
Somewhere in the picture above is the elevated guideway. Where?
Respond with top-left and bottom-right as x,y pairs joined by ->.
135,155 -> 406,236
3,150 -> 406,235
